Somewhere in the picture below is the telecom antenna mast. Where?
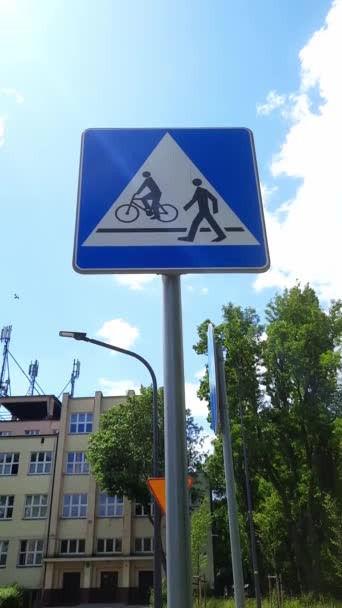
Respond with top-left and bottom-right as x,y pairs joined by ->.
0,325 -> 12,397
27,360 -> 39,396
70,359 -> 81,397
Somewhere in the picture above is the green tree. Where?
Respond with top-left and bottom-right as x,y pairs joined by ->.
87,386 -> 205,506
191,497 -> 213,577
87,385 -> 205,575
194,284 -> 342,597
261,285 -> 342,593
194,304 -> 267,588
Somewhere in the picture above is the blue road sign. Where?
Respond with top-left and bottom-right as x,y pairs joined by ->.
207,323 -> 219,433
73,128 -> 269,274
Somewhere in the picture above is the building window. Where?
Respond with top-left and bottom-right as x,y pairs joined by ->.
24,495 -> 48,519
63,494 -> 88,518
98,493 -> 123,518
0,540 -> 9,567
97,538 -> 122,554
0,495 -> 14,519
60,539 -> 85,554
69,413 -> 93,434
25,430 -> 40,436
66,452 -> 89,474
135,502 -> 153,517
0,453 -> 19,476
135,537 -> 153,553
0,431 -> 12,437
29,452 -> 52,474
18,540 -> 43,566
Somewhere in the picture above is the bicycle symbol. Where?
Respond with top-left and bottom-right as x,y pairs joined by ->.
115,196 -> 178,224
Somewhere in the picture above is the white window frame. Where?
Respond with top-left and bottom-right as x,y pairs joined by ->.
0,495 -> 14,520
24,495 -> 48,519
98,493 -> 123,518
25,430 -> 40,436
135,502 -> 153,517
135,537 -> 153,553
0,452 -> 19,476
0,431 -> 12,437
0,540 -> 9,567
62,494 -> 88,518
60,539 -> 85,554
69,412 -> 93,434
97,538 -> 122,554
65,452 -> 89,475
28,451 -> 52,475
18,539 -> 43,567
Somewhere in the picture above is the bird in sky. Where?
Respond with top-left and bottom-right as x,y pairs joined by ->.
14,294 -> 20,299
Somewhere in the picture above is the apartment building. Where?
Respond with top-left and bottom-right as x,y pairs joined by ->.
0,392 -> 214,605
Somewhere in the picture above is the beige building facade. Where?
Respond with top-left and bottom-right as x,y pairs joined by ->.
0,392 -> 214,605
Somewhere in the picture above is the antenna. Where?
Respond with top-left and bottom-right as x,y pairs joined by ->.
27,360 -> 39,396
0,325 -> 12,397
70,359 -> 81,397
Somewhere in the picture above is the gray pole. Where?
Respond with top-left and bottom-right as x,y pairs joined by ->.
239,401 -> 262,608
152,374 -> 162,608
162,275 -> 192,608
217,344 -> 245,608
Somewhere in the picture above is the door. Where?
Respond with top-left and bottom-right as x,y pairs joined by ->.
100,571 -> 118,600
138,571 -> 154,603
63,572 -> 81,605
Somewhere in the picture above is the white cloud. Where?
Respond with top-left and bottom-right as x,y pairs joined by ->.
195,367 -> 206,380
260,183 -> 278,207
186,284 -> 208,295
115,274 -> 157,290
185,382 -> 208,417
0,88 -> 24,104
255,0 -> 342,300
99,378 -> 140,396
97,318 -> 139,350
257,90 -> 286,115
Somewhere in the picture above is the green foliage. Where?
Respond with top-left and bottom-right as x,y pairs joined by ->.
202,600 -> 342,608
191,497 -> 213,576
0,585 -> 23,608
149,578 -> 167,607
87,385 -> 205,505
194,283 -> 342,597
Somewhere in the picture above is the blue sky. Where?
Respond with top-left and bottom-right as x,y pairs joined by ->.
1,0 -> 341,439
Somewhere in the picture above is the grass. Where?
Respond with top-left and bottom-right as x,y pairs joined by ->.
200,598 -> 342,608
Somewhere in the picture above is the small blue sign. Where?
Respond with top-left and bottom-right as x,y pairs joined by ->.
207,323 -> 219,433
73,128 -> 269,274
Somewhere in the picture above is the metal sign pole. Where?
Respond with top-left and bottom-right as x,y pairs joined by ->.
162,274 -> 192,608
217,343 -> 245,608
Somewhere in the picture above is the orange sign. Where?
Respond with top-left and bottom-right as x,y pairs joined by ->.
147,476 -> 194,514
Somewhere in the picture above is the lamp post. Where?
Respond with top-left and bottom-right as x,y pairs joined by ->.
59,331 -> 162,608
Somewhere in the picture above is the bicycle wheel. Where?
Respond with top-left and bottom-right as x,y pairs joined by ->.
159,204 -> 178,223
115,204 -> 139,223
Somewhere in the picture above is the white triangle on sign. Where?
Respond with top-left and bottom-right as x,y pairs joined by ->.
83,133 -> 259,247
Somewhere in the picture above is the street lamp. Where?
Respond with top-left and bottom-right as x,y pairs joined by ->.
59,330 -> 162,608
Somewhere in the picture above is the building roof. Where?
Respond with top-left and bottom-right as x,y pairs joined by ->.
0,395 -> 61,421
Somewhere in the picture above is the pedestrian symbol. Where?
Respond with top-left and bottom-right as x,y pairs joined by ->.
179,178 -> 226,243
83,133 -> 259,249
74,128 -> 269,273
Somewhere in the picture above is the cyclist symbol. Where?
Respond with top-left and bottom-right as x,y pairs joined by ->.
115,171 -> 178,224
